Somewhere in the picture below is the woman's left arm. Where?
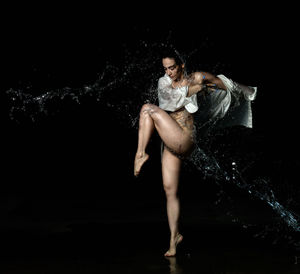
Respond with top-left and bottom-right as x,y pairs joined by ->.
194,71 -> 227,91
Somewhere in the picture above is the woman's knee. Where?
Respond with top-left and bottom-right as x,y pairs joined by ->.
140,103 -> 159,116
163,183 -> 177,197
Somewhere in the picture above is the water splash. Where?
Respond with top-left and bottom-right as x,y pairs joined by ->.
5,38 -> 300,248
187,136 -> 300,247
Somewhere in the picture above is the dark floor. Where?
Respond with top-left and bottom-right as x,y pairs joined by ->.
1,196 -> 300,274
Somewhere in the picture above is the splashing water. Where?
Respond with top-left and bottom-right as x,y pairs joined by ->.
5,39 -> 300,248
188,143 -> 300,246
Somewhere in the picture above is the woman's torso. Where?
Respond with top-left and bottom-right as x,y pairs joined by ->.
169,107 -> 194,133
165,107 -> 196,157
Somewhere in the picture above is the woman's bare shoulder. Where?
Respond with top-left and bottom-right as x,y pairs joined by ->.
188,71 -> 204,83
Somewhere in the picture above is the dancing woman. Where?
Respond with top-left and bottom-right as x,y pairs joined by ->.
133,49 -> 256,257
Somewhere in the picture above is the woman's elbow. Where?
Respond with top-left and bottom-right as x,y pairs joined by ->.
215,78 -> 227,91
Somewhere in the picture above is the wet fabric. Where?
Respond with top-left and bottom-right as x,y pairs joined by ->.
195,74 -> 257,129
158,73 -> 257,159
157,74 -> 198,113
158,73 -> 257,129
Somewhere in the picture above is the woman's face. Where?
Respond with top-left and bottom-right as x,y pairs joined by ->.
162,57 -> 184,81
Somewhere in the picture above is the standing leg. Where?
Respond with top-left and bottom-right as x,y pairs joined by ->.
162,147 -> 183,257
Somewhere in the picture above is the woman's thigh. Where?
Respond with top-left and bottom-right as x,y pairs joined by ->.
161,147 -> 181,191
142,104 -> 193,154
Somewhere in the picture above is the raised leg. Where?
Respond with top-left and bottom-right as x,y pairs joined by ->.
134,103 -> 193,177
134,104 -> 155,176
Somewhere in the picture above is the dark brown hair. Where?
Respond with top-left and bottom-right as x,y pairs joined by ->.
161,48 -> 184,66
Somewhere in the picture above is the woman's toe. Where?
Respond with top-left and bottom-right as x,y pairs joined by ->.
164,250 -> 175,257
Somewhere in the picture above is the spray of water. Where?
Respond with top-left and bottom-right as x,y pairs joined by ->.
5,39 -> 300,248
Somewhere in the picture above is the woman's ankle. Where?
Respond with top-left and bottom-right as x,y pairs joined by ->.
136,151 -> 145,158
170,232 -> 180,240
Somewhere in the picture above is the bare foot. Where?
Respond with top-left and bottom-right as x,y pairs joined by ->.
164,233 -> 183,257
134,152 -> 149,177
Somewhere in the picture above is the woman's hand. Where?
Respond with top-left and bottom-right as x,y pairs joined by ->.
206,83 -> 218,93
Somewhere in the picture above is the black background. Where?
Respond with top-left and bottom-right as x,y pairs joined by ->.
2,5 -> 298,196
1,4 -> 300,272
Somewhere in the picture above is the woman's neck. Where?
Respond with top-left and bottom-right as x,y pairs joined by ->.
174,73 -> 184,82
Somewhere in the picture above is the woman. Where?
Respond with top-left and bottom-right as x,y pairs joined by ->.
134,49 -> 257,256
133,48 -> 231,256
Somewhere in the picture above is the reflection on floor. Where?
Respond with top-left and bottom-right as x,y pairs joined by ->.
0,197 -> 300,273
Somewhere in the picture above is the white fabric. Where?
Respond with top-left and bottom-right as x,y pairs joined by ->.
196,74 -> 257,128
157,73 -> 257,129
216,74 -> 257,128
157,74 -> 198,113
217,74 -> 257,102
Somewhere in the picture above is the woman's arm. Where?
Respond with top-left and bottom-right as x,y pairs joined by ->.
187,82 -> 203,97
187,71 -> 227,97
197,71 -> 227,90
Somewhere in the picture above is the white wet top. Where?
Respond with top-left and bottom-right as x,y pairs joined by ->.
157,73 -> 257,128
157,74 -> 198,113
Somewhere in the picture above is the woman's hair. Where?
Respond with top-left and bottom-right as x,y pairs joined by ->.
161,47 -> 185,66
